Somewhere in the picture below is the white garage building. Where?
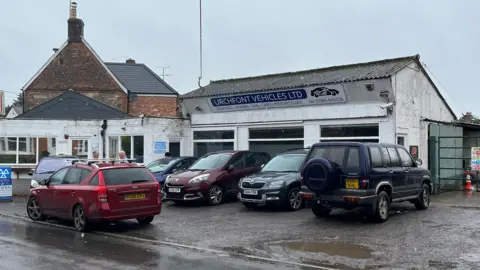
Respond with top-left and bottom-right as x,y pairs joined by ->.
180,54 -> 457,168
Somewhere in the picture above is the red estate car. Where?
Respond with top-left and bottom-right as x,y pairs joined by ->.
27,160 -> 162,232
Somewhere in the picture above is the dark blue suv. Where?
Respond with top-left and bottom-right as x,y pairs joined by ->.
299,142 -> 432,222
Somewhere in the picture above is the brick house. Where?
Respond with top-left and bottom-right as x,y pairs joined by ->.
21,2 -> 179,118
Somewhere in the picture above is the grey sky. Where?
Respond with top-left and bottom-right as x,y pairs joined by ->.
1,0 -> 478,116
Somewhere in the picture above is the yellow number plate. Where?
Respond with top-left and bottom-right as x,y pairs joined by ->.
124,193 -> 146,201
345,179 -> 359,189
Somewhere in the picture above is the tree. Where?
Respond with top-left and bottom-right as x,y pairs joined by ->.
459,112 -> 480,124
4,92 -> 23,115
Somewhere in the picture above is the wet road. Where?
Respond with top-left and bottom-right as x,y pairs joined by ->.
1,192 -> 480,269
0,217 -> 303,270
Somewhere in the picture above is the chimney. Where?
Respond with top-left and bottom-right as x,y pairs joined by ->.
126,58 -> 136,64
465,112 -> 472,122
53,48 -> 59,53
67,1 -> 84,43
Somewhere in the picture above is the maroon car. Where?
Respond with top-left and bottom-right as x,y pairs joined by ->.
164,150 -> 270,205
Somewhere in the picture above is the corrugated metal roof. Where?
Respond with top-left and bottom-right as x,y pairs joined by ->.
16,91 -> 131,120
182,55 -> 419,99
106,63 -> 178,95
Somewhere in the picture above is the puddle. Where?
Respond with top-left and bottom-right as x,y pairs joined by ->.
270,241 -> 372,259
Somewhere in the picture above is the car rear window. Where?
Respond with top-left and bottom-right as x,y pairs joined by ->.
101,168 -> 154,185
309,146 -> 360,167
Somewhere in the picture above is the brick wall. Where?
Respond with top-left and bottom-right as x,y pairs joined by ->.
24,42 -> 127,112
128,96 -> 178,117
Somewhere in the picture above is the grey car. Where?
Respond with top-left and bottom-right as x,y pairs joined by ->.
29,156 -> 76,189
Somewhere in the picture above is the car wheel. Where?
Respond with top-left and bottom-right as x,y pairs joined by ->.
373,191 -> 389,223
242,202 -> 257,209
208,185 -> 224,206
73,205 -> 90,232
285,187 -> 302,211
414,184 -> 430,210
312,203 -> 332,217
137,216 -> 154,225
27,197 -> 45,221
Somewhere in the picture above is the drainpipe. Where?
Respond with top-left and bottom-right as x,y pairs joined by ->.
100,120 -> 108,158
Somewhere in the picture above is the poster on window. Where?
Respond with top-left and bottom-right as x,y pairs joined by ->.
0,167 -> 12,201
471,147 -> 480,170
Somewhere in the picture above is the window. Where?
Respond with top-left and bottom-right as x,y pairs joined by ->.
0,137 -> 57,165
108,136 -> 144,162
80,168 -> 91,181
309,146 -> 360,167
381,147 -> 391,167
49,168 -> 69,185
397,136 -> 405,146
320,124 -> 379,143
228,153 -> 246,169
369,146 -> 384,168
387,147 -> 401,167
190,153 -> 232,170
397,147 -> 415,167
72,139 -> 88,158
193,130 -> 235,157
261,154 -> 306,172
102,168 -> 154,185
246,152 -> 268,167
63,168 -> 84,184
89,174 -> 99,186
248,127 -> 304,157
172,159 -> 190,171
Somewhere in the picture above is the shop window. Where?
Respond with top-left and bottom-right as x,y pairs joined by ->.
248,127 -> 304,157
108,136 -> 144,162
193,130 -> 234,140
194,142 -> 234,157
320,124 -> 379,143
0,137 -> 56,165
249,128 -> 303,139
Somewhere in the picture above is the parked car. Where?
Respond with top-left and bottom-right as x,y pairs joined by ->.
238,148 -> 309,211
164,150 -> 270,205
27,160 -> 162,232
299,142 -> 432,223
29,155 -> 77,189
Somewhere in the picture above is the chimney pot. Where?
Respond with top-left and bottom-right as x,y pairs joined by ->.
70,2 -> 78,19
126,58 -> 136,64
53,48 -> 59,53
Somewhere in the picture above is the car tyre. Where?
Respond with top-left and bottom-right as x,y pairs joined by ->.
312,203 -> 332,217
27,197 -> 45,221
285,187 -> 302,211
73,204 -> 90,232
207,185 -> 224,206
137,216 -> 154,225
242,202 -> 257,209
414,183 -> 430,210
373,191 -> 389,223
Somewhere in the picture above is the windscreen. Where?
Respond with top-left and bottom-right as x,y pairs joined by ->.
189,153 -> 232,170
308,146 -> 360,168
261,154 -> 306,172
36,158 -> 74,174
146,158 -> 178,173
102,168 -> 155,185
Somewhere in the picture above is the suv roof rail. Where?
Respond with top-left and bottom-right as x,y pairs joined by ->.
71,158 -> 138,167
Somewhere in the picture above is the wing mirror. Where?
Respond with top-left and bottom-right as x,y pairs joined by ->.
38,179 -> 48,186
172,168 -> 178,173
227,165 -> 235,172
28,169 -> 35,176
415,159 -> 423,166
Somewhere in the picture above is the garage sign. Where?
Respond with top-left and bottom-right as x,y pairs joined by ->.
208,85 -> 347,112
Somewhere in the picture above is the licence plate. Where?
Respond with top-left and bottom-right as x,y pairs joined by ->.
345,179 -> 359,189
168,188 -> 181,193
124,193 -> 146,201
243,189 -> 258,195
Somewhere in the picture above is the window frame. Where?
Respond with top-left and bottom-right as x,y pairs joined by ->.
386,147 -> 401,167
107,135 -> 145,161
49,167 -> 70,185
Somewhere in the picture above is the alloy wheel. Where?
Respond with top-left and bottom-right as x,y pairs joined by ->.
378,196 -> 388,220
209,186 -> 223,204
289,189 -> 302,210
27,198 -> 42,220
423,187 -> 429,206
73,207 -> 85,230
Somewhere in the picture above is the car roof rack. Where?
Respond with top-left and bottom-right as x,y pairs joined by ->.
71,158 -> 138,167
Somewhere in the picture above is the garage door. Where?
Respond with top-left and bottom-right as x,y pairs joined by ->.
248,127 -> 304,157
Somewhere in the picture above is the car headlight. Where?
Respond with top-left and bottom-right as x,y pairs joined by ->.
165,175 -> 173,183
188,174 -> 210,184
238,177 -> 248,188
268,180 -> 284,188
30,180 -> 39,189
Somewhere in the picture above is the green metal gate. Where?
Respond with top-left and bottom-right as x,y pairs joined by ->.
429,135 -> 480,193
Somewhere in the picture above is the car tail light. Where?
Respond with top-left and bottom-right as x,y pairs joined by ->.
95,186 -> 108,203
360,177 -> 369,189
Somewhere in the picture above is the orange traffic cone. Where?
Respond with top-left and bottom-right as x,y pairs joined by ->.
464,170 -> 474,191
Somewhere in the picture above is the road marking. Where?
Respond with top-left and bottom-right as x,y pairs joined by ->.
0,211 -> 337,270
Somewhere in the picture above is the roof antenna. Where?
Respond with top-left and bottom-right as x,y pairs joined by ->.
197,0 -> 203,88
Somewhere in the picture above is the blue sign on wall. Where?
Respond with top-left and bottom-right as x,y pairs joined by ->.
208,85 -> 347,112
0,167 -> 13,202
154,141 -> 167,154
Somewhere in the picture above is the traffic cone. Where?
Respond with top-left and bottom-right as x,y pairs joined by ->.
464,170 -> 474,191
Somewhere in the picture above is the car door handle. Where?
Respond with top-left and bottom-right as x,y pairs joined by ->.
71,191 -> 75,196
389,170 -> 394,174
